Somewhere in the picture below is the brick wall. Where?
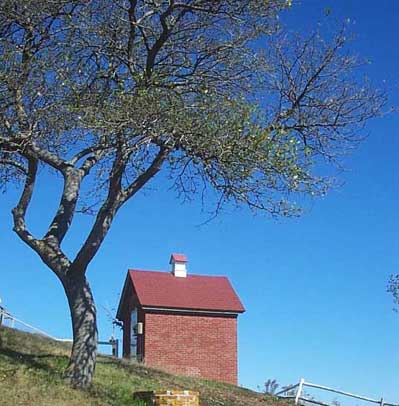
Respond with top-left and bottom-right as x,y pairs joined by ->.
143,312 -> 238,384
134,390 -> 199,406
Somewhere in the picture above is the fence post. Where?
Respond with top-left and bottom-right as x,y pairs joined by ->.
111,338 -> 119,357
295,378 -> 305,405
380,398 -> 384,406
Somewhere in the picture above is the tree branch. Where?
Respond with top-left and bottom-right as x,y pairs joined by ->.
44,167 -> 83,245
127,0 -> 138,72
69,144 -> 128,275
70,145 -> 170,275
29,142 -> 70,172
122,145 -> 171,201
12,157 -> 38,249
0,158 -> 28,175
145,2 -> 189,80
11,155 -> 72,277
0,136 -> 70,172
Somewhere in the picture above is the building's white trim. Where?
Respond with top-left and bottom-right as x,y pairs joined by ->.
141,306 -> 240,315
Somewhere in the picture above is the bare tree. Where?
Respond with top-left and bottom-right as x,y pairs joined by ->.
264,378 -> 279,395
0,0 -> 385,387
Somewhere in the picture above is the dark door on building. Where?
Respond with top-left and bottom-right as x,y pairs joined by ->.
130,308 -> 137,358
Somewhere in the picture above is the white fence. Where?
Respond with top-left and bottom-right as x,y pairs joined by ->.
276,379 -> 398,406
0,306 -> 72,342
0,306 -> 119,355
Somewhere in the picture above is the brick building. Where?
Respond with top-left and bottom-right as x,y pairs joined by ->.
116,254 -> 245,384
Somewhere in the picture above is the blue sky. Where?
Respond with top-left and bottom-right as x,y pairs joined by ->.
1,0 -> 398,402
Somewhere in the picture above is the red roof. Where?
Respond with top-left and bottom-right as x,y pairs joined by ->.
118,269 -> 245,315
170,253 -> 188,263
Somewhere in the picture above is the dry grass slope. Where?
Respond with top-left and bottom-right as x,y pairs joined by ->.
0,327 -> 292,406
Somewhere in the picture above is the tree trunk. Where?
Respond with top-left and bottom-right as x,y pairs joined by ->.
62,274 -> 98,388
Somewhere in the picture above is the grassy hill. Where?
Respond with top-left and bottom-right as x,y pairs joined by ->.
0,327 -> 290,406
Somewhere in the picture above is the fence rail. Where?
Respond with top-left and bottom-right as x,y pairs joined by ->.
0,307 -> 65,341
276,379 -> 398,406
0,307 -> 118,356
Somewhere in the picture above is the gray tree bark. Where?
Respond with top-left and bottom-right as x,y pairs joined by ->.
62,275 -> 98,388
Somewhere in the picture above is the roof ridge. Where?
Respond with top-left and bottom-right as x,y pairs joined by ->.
128,269 -> 228,279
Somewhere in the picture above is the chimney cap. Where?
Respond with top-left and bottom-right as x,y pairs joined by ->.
170,253 -> 188,264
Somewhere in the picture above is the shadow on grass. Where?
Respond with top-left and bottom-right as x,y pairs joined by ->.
0,347 -> 66,375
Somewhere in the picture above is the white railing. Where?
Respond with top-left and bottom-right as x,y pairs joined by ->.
275,379 -> 398,406
0,307 -> 72,342
0,307 -> 119,355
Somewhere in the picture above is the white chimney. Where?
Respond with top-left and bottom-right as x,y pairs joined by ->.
170,253 -> 188,278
